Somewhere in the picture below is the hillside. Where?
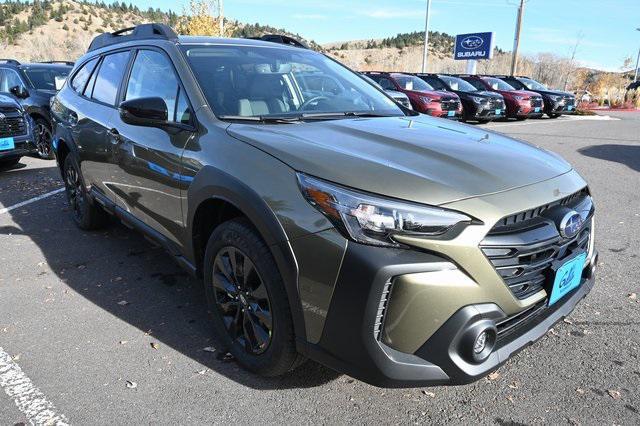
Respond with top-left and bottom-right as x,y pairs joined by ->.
0,0 -> 320,62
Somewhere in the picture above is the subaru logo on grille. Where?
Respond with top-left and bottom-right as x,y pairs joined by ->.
461,36 -> 484,49
0,112 -> 5,120
558,210 -> 584,238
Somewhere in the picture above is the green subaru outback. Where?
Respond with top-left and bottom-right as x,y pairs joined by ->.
51,24 -> 597,387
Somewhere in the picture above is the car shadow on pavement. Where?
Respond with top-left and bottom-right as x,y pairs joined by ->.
578,144 -> 640,172
1,164 -> 341,391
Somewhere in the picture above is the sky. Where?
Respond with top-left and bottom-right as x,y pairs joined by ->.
137,0 -> 639,71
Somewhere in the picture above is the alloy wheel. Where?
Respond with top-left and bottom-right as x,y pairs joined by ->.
64,163 -> 84,221
212,246 -> 273,354
35,122 -> 52,158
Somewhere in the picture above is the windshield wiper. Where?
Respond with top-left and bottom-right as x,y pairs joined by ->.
297,112 -> 401,120
218,115 -> 303,123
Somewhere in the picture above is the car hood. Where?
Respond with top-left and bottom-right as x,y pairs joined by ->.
226,116 -> 572,206
405,89 -> 459,101
457,90 -> 503,100
0,93 -> 21,108
386,90 -> 408,99
532,89 -> 575,98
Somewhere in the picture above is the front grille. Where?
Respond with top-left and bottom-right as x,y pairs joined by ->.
0,106 -> 20,113
373,280 -> 393,340
441,99 -> 460,111
531,97 -> 544,108
488,98 -> 505,109
0,115 -> 26,137
497,298 -> 547,340
480,189 -> 593,299
564,96 -> 575,107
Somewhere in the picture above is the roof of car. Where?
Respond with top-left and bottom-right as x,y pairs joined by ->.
176,35 -> 304,49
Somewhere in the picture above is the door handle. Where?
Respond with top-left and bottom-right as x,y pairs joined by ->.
109,128 -> 121,143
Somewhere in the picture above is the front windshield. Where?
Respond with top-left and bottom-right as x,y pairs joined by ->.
22,67 -> 70,91
181,45 -> 403,118
393,75 -> 434,92
484,77 -> 516,91
520,78 -> 548,91
441,76 -> 478,92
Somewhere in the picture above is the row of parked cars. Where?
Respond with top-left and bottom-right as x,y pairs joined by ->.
0,59 -> 73,167
362,71 -> 577,123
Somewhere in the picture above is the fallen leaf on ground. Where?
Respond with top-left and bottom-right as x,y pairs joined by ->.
629,293 -> 637,300
487,371 -> 500,381
150,342 -> 159,350
119,340 -> 128,345
607,389 -> 621,399
203,346 -> 216,353
506,395 -> 515,403
576,388 -> 586,395
126,380 -> 137,389
563,318 -> 573,325
422,390 -> 435,397
117,300 -> 129,306
548,328 -> 560,336
196,369 -> 207,375
508,381 -> 519,389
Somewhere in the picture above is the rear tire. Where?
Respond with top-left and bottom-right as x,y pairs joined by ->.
203,218 -> 304,377
62,154 -> 109,230
548,113 -> 560,119
516,116 -> 527,121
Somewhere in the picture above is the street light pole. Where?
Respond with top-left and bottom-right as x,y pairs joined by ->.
421,0 -> 432,73
510,0 -> 526,76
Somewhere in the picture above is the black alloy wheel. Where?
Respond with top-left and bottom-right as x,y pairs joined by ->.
64,159 -> 85,222
212,246 -> 273,354
35,119 -> 54,159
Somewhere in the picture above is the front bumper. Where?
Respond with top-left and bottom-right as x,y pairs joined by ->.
302,242 -> 597,388
0,134 -> 36,160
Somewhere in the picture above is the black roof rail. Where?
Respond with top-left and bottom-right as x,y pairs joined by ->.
0,59 -> 21,65
250,34 -> 308,49
361,71 -> 392,75
39,60 -> 75,66
87,23 -> 178,52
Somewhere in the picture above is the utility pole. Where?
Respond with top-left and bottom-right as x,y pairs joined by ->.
510,0 -> 525,76
421,0 -> 432,73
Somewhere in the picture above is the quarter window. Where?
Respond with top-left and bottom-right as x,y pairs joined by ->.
92,51 -> 130,105
71,58 -> 99,93
125,50 -> 188,123
0,69 -> 25,93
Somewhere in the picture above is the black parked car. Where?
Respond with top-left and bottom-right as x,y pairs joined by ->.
416,73 -> 506,123
0,93 -> 35,168
0,59 -> 73,158
495,76 -> 576,118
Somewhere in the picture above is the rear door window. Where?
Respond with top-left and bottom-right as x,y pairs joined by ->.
92,51 -> 130,105
71,58 -> 99,93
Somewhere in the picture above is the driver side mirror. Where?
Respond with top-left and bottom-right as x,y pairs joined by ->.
119,97 -> 168,128
10,85 -> 29,99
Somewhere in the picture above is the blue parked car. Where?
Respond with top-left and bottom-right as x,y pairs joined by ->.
0,93 -> 35,168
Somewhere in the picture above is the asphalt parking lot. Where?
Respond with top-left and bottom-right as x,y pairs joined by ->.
1,112 -> 639,425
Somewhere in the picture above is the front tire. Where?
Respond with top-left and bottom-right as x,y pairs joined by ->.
62,155 -> 108,230
203,218 -> 303,376
34,118 -> 55,160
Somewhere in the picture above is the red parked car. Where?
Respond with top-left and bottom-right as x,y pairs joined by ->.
457,75 -> 544,120
363,71 -> 462,119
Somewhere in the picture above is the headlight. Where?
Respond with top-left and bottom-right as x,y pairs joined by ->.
471,96 -> 485,104
297,173 -> 473,248
419,96 -> 434,104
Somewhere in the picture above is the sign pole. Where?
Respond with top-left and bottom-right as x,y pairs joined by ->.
466,60 -> 477,75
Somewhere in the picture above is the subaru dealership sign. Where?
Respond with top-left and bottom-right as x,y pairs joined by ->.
454,32 -> 494,60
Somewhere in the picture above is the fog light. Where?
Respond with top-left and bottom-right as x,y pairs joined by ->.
473,331 -> 488,354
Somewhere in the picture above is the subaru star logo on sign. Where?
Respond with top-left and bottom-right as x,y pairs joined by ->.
454,32 -> 494,60
559,210 -> 585,238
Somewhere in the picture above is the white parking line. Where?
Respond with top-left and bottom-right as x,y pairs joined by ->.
0,347 -> 69,425
0,188 -> 65,215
